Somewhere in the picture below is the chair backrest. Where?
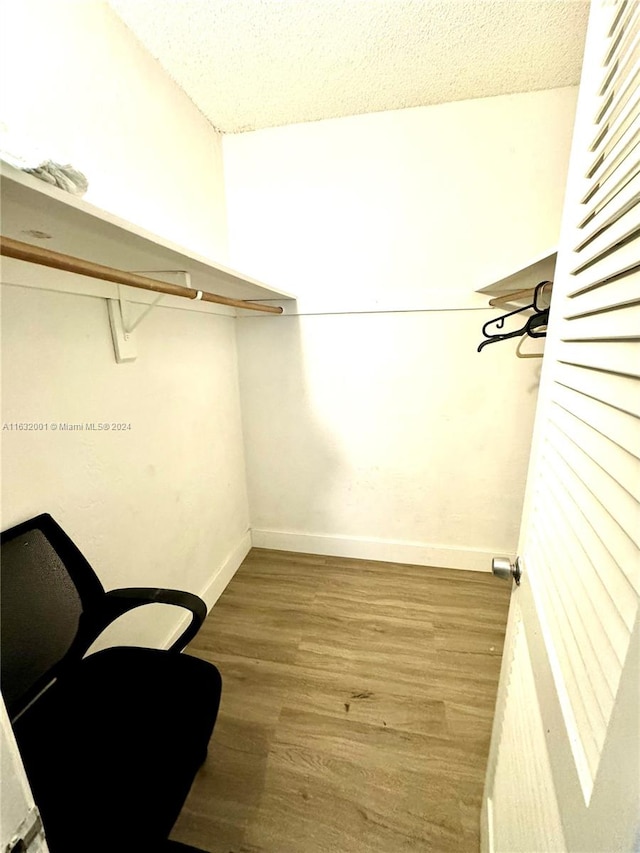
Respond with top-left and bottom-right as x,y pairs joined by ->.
1,513 -> 105,719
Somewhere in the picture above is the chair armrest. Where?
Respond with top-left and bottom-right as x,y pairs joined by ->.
94,588 -> 207,653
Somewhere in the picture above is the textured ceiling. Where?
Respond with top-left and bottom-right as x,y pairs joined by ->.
108,0 -> 590,133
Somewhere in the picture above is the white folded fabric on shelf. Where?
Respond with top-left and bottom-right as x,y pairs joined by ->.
0,123 -> 88,196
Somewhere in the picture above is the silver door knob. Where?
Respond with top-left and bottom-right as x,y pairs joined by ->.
492,556 -> 522,585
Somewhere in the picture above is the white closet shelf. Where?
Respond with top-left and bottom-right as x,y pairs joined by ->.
475,248 -> 557,298
0,162 -> 295,305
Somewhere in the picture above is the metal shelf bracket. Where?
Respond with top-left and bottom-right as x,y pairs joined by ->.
108,271 -> 191,363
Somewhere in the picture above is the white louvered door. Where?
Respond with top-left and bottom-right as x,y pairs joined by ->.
1,697 -> 49,852
481,1 -> 640,851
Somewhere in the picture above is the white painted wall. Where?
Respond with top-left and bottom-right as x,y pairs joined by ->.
224,88 -> 578,310
1,283 -> 250,648
0,0 -> 228,261
225,88 -> 579,569
0,0 -> 249,649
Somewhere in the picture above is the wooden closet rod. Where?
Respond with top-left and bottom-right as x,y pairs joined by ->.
488,281 -> 553,308
488,287 -> 536,307
0,236 -> 283,314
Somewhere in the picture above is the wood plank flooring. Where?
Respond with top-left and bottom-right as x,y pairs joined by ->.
171,549 -> 512,853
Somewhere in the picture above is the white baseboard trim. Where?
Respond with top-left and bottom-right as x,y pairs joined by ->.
164,528 -> 497,649
163,530 -> 252,649
483,796 -> 495,853
250,529 -> 495,572
199,531 -> 253,609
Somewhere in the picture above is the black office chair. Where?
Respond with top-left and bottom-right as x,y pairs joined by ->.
1,513 -> 221,853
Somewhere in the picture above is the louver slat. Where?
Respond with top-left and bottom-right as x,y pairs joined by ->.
551,380 -> 639,454
568,231 -> 640,286
599,26 -> 640,97
561,302 -> 640,339
564,266 -> 639,312
579,155 -> 639,223
575,170 -> 640,250
588,89 -> 638,158
553,361 -> 639,415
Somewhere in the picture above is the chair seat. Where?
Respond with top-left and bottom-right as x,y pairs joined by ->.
14,646 -> 221,853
